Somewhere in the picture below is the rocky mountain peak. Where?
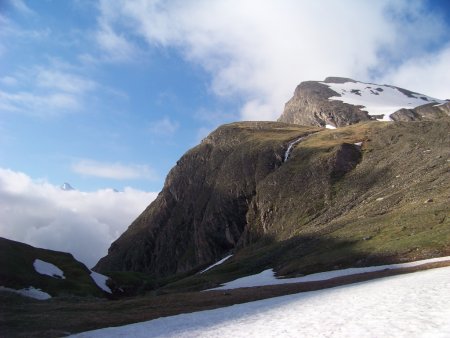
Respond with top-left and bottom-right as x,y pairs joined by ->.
278,77 -> 447,127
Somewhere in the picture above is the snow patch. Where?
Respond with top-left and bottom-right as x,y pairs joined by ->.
70,265 -> 450,337
90,271 -> 112,294
0,286 -> 51,300
210,255 -> 450,290
200,255 -> 233,274
33,259 -> 65,279
354,142 -> 363,147
321,81 -> 445,121
325,124 -> 336,129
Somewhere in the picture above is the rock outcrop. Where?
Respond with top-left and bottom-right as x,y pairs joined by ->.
278,77 -> 446,127
391,101 -> 450,121
278,77 -> 371,127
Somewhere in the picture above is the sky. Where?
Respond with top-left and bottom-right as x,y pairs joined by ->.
0,0 -> 449,267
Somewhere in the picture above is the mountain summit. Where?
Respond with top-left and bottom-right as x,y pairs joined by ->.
278,77 -> 448,128
60,182 -> 75,191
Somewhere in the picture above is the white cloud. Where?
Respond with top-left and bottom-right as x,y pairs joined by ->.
0,90 -> 80,114
95,22 -> 139,62
72,159 -> 157,180
0,66 -> 100,116
36,68 -> 97,94
379,45 -> 450,100
148,116 -> 179,136
0,167 -> 158,268
96,0 -> 449,120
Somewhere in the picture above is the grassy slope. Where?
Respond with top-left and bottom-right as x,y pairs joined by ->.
163,120 -> 450,290
0,237 -> 104,297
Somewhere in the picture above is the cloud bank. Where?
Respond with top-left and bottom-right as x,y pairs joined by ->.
97,0 -> 450,120
0,168 -> 158,268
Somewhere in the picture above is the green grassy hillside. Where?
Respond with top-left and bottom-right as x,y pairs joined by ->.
0,237 -> 106,297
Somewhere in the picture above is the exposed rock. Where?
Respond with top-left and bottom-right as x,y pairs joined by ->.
95,119 -> 450,279
391,102 -> 450,122
278,77 -> 445,127
95,122 -> 321,276
277,79 -> 371,127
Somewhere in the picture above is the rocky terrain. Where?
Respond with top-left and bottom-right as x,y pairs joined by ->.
278,77 -> 447,127
95,118 -> 450,289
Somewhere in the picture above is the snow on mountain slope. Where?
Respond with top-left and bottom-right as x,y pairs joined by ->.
71,265 -> 450,338
200,255 -> 233,274
321,80 -> 445,121
210,255 -> 450,290
90,271 -> 112,293
0,286 -> 52,300
33,259 -> 66,279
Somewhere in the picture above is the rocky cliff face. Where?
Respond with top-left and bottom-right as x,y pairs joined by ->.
278,77 -> 371,127
95,119 -> 450,280
95,122 -> 320,276
278,77 -> 447,127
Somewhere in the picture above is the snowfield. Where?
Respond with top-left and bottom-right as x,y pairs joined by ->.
0,286 -> 51,300
33,259 -> 65,279
321,81 -> 444,121
72,265 -> 450,338
90,271 -> 112,293
210,255 -> 450,290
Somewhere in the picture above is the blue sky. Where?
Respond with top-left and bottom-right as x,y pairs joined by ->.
1,0 -> 450,192
0,0 -> 449,266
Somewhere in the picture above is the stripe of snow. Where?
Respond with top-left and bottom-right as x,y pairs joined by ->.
325,124 -> 336,129
210,255 -> 450,290
200,255 -> 233,274
0,286 -> 51,300
90,271 -> 112,293
33,259 -> 65,279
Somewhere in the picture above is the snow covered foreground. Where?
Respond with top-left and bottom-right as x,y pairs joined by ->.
72,266 -> 450,338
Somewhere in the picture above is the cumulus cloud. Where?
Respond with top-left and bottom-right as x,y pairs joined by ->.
96,0 -> 449,119
72,159 -> 157,180
379,45 -> 450,99
0,168 -> 158,268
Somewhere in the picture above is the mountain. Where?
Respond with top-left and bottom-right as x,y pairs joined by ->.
95,117 -> 450,288
0,237 -> 111,298
278,77 -> 448,127
61,182 -> 75,191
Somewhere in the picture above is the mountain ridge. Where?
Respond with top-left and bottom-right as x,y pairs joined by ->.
95,117 -> 450,288
278,77 -> 447,127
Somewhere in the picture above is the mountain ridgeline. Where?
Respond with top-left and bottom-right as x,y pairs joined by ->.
95,78 -> 450,286
278,77 -> 449,127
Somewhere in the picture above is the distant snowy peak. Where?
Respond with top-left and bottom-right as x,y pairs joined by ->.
60,182 -> 75,191
320,79 -> 445,121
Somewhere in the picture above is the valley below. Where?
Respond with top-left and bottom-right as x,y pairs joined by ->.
2,259 -> 450,337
